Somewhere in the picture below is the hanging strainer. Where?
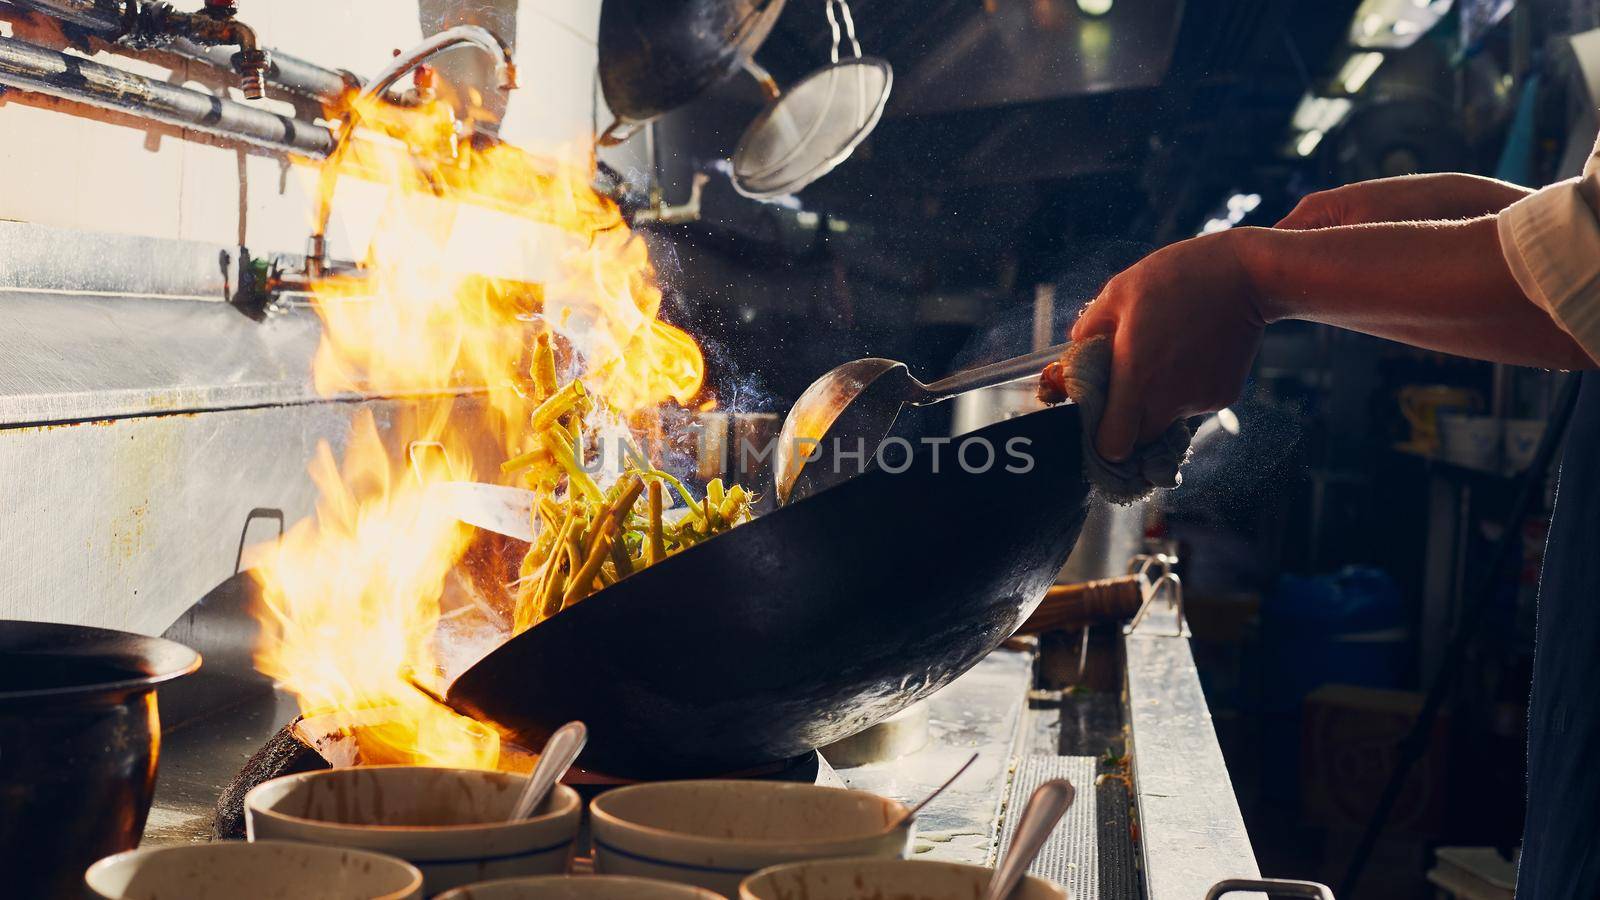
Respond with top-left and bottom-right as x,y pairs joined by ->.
731,0 -> 893,199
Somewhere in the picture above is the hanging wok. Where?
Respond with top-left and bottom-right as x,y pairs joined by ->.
446,405 -> 1090,777
598,0 -> 788,144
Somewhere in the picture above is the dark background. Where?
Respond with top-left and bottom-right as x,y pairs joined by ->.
638,1 -> 1600,895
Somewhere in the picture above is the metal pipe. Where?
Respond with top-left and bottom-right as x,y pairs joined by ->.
302,25 -> 519,277
4,0 -> 362,104
168,38 -> 357,103
363,25 -> 517,100
5,0 -> 121,32
0,32 -> 336,155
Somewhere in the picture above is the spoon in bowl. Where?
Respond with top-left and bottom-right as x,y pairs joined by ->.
509,720 -> 587,821
983,778 -> 1076,900
893,752 -> 979,829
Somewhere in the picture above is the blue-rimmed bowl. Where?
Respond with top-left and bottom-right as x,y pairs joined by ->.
589,780 -> 911,896
245,765 -> 580,895
740,858 -> 1065,900
436,874 -> 722,899
85,840 -> 423,900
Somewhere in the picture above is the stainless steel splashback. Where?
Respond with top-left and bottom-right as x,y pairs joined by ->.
0,220 -> 389,632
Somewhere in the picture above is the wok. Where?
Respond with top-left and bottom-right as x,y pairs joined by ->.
447,405 -> 1090,777
598,0 -> 788,143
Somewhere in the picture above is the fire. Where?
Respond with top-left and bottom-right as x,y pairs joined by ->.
252,84 -> 704,768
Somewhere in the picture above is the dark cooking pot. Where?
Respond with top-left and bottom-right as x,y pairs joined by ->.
599,0 -> 787,143
0,620 -> 200,897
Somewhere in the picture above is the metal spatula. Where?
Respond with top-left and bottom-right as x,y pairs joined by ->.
424,481 -> 537,542
775,342 -> 1069,505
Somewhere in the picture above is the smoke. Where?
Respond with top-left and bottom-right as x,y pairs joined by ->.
951,240 -> 1152,369
1169,390 -> 1310,527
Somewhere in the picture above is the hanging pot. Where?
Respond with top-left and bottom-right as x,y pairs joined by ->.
598,0 -> 788,145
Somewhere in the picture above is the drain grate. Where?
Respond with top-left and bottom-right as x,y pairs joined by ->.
997,755 -> 1100,899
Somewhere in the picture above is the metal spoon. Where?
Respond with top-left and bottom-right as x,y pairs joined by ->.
774,343 -> 1070,504
508,721 -> 587,821
983,778 -> 1076,900
893,752 -> 979,829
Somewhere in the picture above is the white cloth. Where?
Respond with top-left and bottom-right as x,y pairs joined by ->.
1499,132 -> 1600,363
1049,336 -> 1192,505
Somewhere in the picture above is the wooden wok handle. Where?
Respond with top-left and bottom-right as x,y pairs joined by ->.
1015,574 -> 1144,635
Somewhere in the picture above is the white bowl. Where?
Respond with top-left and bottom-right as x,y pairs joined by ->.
589,780 -> 912,896
740,857 -> 1067,900
1504,418 -> 1546,471
84,839 -> 423,900
246,766 -> 580,895
1439,413 -> 1502,471
435,874 -> 724,899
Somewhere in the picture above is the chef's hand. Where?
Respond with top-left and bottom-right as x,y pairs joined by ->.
1277,173 -> 1530,229
1070,231 -> 1265,461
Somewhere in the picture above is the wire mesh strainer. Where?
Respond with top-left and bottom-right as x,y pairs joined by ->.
730,0 -> 893,199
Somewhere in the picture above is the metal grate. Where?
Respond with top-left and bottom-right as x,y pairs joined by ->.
1096,761 -> 1139,899
997,755 -> 1100,900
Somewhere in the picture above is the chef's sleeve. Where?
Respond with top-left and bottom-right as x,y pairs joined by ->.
1499,158 -> 1600,364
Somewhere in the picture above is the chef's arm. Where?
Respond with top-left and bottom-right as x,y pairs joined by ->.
1073,212 -> 1597,459
1277,173 -> 1532,230
1242,216 -> 1595,369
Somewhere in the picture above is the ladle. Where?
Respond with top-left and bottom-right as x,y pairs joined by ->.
775,343 -> 1069,504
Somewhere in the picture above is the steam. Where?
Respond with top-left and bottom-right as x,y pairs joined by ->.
951,240 -> 1152,369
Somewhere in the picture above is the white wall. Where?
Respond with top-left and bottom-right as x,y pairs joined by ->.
0,0 -> 614,257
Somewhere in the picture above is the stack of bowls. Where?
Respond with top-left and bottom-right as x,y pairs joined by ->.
244,765 -> 582,895
85,769 -> 1071,898
741,858 -> 1065,899
589,780 -> 913,896
84,840 -> 424,899
436,875 -> 722,898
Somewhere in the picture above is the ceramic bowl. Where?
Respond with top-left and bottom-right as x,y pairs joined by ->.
740,857 -> 1066,900
435,874 -> 724,899
1439,413 -> 1502,471
1504,418 -> 1547,471
589,780 -> 911,896
84,839 -> 423,899
246,765 -> 580,894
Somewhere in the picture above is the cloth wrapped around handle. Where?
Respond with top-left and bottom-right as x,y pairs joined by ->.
1037,335 -> 1191,504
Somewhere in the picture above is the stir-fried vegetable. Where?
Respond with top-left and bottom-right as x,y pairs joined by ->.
506,332 -> 755,633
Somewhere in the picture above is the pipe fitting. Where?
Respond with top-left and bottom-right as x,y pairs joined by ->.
231,46 -> 270,100
120,1 -> 271,100
363,25 -> 517,102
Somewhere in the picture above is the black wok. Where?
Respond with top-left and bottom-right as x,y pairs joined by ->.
598,0 -> 787,142
447,405 -> 1090,777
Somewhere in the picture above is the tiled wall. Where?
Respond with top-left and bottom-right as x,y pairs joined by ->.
0,0 -> 619,256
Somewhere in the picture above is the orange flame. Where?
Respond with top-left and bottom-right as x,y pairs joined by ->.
252,87 -> 704,768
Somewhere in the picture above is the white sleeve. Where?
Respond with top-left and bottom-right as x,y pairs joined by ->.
1498,169 -> 1600,364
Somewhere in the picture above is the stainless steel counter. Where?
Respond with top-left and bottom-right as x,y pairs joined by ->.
1125,604 -> 1260,898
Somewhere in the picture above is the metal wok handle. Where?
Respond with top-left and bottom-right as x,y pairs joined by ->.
919,342 -> 1070,403
1204,878 -> 1336,900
